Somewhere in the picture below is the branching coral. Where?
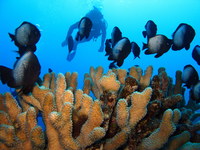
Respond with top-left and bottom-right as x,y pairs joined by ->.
0,93 -> 45,149
0,65 -> 200,150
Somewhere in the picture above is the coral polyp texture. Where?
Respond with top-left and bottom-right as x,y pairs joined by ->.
0,65 -> 200,150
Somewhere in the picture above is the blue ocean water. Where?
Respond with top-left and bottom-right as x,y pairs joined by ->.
0,0 -> 199,102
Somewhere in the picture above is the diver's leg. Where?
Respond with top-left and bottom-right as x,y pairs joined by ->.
62,22 -> 79,47
67,41 -> 78,61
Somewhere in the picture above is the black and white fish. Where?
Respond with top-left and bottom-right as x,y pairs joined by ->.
105,26 -> 122,56
182,65 -> 199,88
143,34 -> 172,58
8,21 -> 41,56
142,20 -> 157,40
172,23 -> 195,51
192,45 -> 200,65
191,81 -> 200,103
0,51 -> 41,94
131,42 -> 140,59
75,17 -> 93,41
108,37 -> 131,67
111,26 -> 122,47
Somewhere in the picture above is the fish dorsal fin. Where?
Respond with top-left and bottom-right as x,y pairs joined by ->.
0,66 -> 13,85
142,31 -> 147,38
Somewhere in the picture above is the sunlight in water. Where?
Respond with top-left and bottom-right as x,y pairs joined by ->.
85,0 -> 104,10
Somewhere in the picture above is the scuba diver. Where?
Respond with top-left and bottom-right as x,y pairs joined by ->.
61,6 -> 107,61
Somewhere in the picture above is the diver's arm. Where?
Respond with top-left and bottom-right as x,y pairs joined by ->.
62,21 -> 79,47
99,22 -> 107,52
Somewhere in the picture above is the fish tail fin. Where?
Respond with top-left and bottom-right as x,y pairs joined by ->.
117,59 -> 124,67
108,55 -> 114,60
185,44 -> 190,50
18,85 -> 34,95
168,39 -> 173,45
172,45 -> 179,51
0,66 -> 13,85
134,56 -> 140,59
142,43 -> 148,50
105,47 -> 112,56
142,31 -> 147,38
18,47 -> 27,57
109,62 -> 118,69
105,39 -> 112,56
8,33 -> 15,41
28,45 -> 37,52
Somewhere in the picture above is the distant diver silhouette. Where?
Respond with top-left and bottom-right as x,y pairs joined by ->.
62,6 -> 107,61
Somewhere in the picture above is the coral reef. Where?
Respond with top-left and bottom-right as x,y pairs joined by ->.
0,65 -> 200,150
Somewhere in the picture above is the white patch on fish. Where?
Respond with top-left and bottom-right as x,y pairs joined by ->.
148,36 -> 163,53
112,38 -> 127,59
15,23 -> 31,46
173,25 -> 186,48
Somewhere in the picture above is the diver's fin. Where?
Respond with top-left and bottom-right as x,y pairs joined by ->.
8,33 -> 15,41
142,31 -> 147,38
0,66 -> 12,84
67,50 -> 76,61
67,35 -> 74,52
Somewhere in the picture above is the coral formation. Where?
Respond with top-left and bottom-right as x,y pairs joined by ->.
0,65 -> 200,150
